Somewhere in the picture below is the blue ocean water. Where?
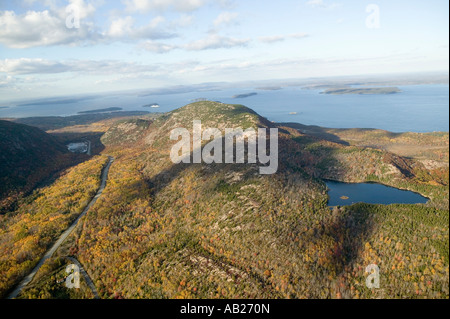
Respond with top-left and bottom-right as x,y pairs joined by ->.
1,84 -> 448,133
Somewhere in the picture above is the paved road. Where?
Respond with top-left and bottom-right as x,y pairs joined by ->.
7,156 -> 114,299
66,257 -> 100,299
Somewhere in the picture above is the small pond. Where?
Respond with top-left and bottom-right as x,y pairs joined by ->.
67,142 -> 88,153
325,180 -> 429,206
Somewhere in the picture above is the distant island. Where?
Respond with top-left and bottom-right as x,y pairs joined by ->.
232,92 -> 258,98
143,103 -> 160,108
256,86 -> 282,91
321,87 -> 401,95
78,107 -> 123,114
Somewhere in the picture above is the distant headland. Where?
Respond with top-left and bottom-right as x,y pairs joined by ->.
78,107 -> 123,114
321,87 -> 401,95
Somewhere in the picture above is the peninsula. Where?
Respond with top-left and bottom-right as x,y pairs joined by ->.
78,107 -> 123,114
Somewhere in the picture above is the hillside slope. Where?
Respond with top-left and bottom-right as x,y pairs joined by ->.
5,102 -> 448,299
0,120 -> 74,204
56,102 -> 447,299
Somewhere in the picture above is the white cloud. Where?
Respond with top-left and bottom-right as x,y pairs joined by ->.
0,8 -> 97,48
140,41 -> 177,53
124,0 -> 207,13
20,0 -> 60,10
74,60 -> 160,74
175,14 -> 194,27
0,75 -> 16,88
290,32 -> 309,39
306,0 -> 323,7
259,35 -> 285,43
184,34 -> 249,50
63,0 -> 96,19
107,16 -> 134,38
213,11 -> 238,27
0,58 -> 71,74
306,0 -> 341,10
106,16 -> 172,40
0,2 -> 175,48
0,0 -> 98,48
141,30 -> 252,52
259,33 -> 309,43
0,1 -> 244,49
0,53 -> 431,95
0,58 -> 160,76
216,0 -> 235,9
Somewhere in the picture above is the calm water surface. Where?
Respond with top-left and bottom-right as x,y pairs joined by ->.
1,84 -> 448,133
325,180 -> 429,206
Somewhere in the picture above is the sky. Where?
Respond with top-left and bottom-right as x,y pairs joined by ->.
0,0 -> 448,103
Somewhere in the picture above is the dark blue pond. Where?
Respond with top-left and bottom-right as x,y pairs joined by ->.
325,180 -> 429,206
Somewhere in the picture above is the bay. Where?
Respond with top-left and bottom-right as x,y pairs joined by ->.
1,84 -> 448,133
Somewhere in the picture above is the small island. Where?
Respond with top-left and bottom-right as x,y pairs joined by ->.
143,103 -> 160,108
78,107 -> 123,114
232,92 -> 258,99
321,87 -> 401,95
256,86 -> 282,91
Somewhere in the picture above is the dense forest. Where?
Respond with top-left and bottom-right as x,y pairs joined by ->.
0,120 -> 89,214
0,156 -> 108,298
1,102 -> 448,299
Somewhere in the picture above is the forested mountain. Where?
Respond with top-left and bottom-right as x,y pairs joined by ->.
53,102 -> 449,298
1,102 -> 448,299
0,120 -> 75,204
9,111 -> 150,131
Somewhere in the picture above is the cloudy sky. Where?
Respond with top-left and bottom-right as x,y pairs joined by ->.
0,0 -> 448,102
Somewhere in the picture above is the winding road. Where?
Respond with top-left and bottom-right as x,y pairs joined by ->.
7,156 -> 114,299
66,257 -> 100,298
